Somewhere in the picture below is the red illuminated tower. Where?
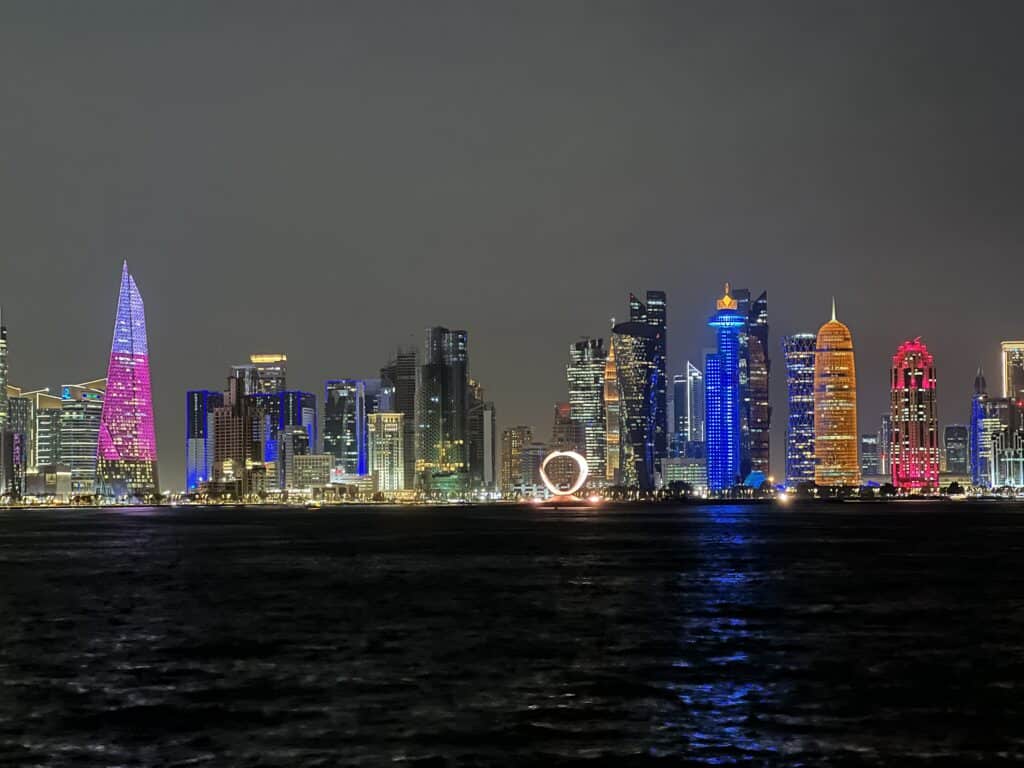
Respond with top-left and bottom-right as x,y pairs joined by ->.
890,338 -> 939,490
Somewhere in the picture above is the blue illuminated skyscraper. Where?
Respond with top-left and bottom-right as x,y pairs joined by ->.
324,380 -> 368,475
705,284 -> 745,492
782,333 -> 816,486
185,389 -> 224,491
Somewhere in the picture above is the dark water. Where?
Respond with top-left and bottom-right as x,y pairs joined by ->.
2,502 -> 1024,766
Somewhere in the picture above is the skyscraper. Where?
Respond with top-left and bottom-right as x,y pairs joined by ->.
860,434 -> 880,476
704,284 -> 745,492
782,333 -> 816,486
890,338 -> 939,490
501,425 -> 532,496
59,380 -> 106,494
603,340 -> 621,484
381,348 -> 417,489
467,379 -> 496,490
567,337 -> 607,480
324,380 -> 367,475
944,424 -> 969,476
368,412 -> 405,492
612,316 -> 660,491
989,399 -> 1024,488
32,390 -> 63,469
739,290 -> 771,478
1001,341 -> 1024,399
878,415 -> 893,477
685,361 -> 704,443
813,301 -> 860,488
0,308 -> 8,428
96,263 -> 159,499
186,389 -> 224,491
277,425 -> 310,491
970,369 -> 998,486
415,327 -> 469,486
643,291 -> 668,467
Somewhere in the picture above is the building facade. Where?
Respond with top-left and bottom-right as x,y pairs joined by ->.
567,337 -> 607,481
96,263 -> 159,498
368,412 -> 405,492
59,380 -> 106,494
705,285 -> 745,492
782,333 -> 816,486
860,434 -> 880,477
813,301 -> 860,487
612,316 -> 660,491
380,349 -> 417,489
415,327 -> 469,486
1002,341 -> 1024,399
186,389 -> 224,491
324,380 -> 367,475
944,424 -> 969,476
889,338 -> 939,490
501,425 -> 532,496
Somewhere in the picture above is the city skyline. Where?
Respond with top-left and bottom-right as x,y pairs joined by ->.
1,3 -> 1023,488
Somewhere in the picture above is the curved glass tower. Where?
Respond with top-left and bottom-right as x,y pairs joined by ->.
96,262 -> 159,498
813,301 -> 860,488
705,284 -> 745,492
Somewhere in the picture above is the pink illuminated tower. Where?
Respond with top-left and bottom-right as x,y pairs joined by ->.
890,338 -> 939,491
96,262 -> 159,499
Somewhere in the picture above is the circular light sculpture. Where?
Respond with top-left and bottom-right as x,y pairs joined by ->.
540,450 -> 589,497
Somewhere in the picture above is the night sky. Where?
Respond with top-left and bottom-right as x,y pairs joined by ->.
2,2 -> 1022,489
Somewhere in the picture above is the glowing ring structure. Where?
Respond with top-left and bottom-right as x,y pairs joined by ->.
540,450 -> 589,496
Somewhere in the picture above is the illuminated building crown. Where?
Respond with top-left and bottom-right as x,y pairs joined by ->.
715,283 -> 738,311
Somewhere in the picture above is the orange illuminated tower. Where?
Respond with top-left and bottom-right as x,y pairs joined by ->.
813,300 -> 860,487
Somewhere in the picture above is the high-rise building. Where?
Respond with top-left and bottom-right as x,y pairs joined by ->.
95,263 -> 159,498
860,434 -> 880,476
704,284 -> 745,492
782,333 -> 816,486
467,379 -> 496,491
0,309 -> 8,428
212,375 -> 258,496
276,425 -> 310,491
890,338 -> 939,490
989,399 -> 1024,488
381,349 -> 417,489
5,388 -> 34,470
1002,341 -> 1024,399
550,401 -> 578,450
603,340 -> 622,484
567,337 -> 607,480
685,361 -> 704,443
501,425 -> 532,496
612,314 -> 660,492
186,389 -> 224,491
368,412 -> 405,492
970,369 -> 998,487
944,424 -> 969,476
733,290 -> 770,478
59,380 -> 106,494
643,291 -> 668,467
0,428 -> 27,500
324,380 -> 367,475
878,414 -> 893,477
813,301 -> 860,487
415,327 -> 469,485
672,373 -> 686,439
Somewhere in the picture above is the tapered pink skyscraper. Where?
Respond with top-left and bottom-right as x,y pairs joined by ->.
96,262 -> 159,498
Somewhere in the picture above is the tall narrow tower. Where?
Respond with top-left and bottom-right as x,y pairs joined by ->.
813,300 -> 860,488
96,262 -> 159,498
890,338 -> 939,489
705,284 -> 745,492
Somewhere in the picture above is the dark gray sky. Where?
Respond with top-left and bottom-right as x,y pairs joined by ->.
2,1 -> 1022,488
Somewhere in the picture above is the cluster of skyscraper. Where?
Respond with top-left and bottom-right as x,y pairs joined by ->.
501,286 -> 772,497
185,326 -> 496,499
1,263 -> 158,502
780,308 -> 1022,493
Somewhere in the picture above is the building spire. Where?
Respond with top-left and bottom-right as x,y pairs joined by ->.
831,297 -> 837,322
